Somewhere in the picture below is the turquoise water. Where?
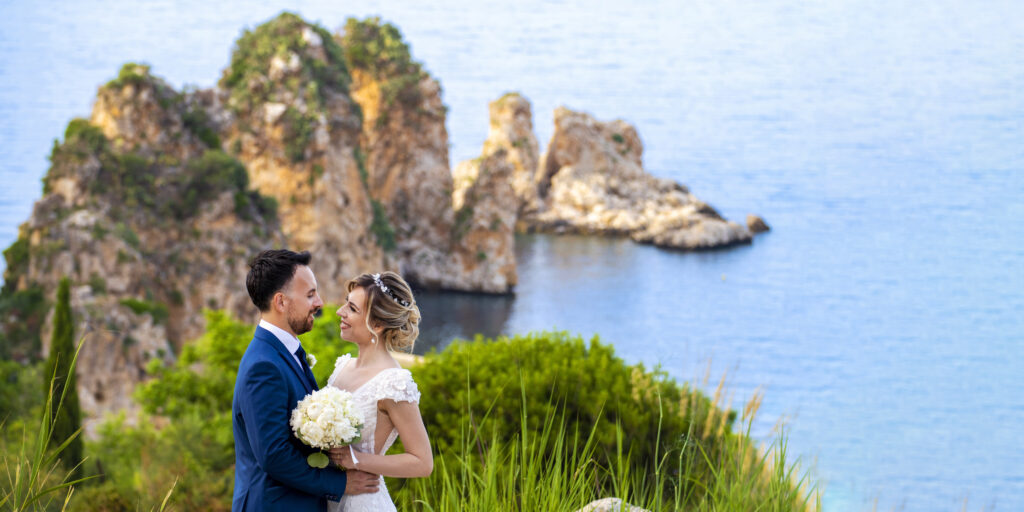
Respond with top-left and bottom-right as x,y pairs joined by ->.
2,1 -> 1023,510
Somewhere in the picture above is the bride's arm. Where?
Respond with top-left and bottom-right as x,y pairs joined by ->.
330,399 -> 433,478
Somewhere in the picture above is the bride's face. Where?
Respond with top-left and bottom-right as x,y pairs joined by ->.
337,286 -> 377,344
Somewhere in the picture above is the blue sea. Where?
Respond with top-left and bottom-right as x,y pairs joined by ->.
2,1 -> 1022,510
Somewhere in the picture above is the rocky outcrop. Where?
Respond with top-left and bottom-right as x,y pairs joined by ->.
451,150 -> 518,293
338,18 -> 516,293
5,65 -> 282,430
747,214 -> 770,233
527,107 -> 754,250
0,14 -> 522,426
215,13 -> 382,301
483,93 -> 541,222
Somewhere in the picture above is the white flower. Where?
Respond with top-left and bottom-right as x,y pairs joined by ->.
290,385 -> 364,450
306,353 -> 317,368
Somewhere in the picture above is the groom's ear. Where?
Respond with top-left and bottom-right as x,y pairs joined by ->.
273,292 -> 286,312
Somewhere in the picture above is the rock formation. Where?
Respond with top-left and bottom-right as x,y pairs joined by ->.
0,14 -> 520,427
475,98 -> 760,251
0,13 -> 767,428
3,65 -> 281,427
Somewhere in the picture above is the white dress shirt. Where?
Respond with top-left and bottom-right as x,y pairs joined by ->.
259,319 -> 303,368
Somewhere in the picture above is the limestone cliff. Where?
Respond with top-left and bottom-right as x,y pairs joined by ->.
1,64 -> 281,427
0,14 -> 521,426
215,13 -> 382,301
337,18 -> 516,293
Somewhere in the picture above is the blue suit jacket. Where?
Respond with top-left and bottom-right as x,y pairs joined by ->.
232,326 -> 347,511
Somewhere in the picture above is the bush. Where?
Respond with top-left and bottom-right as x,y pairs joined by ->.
411,332 -> 736,489
0,285 -> 49,361
119,298 -> 169,325
106,62 -> 152,89
370,199 -> 397,252
339,17 -> 425,108
220,12 -> 349,114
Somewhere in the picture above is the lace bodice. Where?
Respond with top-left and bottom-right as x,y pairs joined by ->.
326,354 -> 420,512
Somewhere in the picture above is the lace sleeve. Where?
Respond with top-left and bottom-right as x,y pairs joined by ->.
373,369 -> 420,404
326,354 -> 353,388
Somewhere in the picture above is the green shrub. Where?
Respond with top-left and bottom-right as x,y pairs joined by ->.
106,62 -> 152,89
411,332 -> 733,480
1,236 -> 29,296
281,106 -> 314,162
182,106 -> 221,149
119,298 -> 169,325
339,17 -> 425,108
370,199 -> 397,252
64,118 -> 107,154
220,12 -> 349,114
0,285 -> 49,361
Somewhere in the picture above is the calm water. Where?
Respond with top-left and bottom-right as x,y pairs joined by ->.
2,1 -> 1023,510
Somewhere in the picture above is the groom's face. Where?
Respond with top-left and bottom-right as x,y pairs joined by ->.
281,265 -> 323,335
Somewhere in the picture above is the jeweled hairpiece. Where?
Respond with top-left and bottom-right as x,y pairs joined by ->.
372,273 -> 411,307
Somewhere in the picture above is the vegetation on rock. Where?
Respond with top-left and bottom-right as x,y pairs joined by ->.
339,17 -> 427,110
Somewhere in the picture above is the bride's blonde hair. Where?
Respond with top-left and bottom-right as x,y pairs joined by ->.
347,271 -> 420,352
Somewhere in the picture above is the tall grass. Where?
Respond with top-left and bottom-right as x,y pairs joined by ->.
394,374 -> 820,511
0,339 -> 91,511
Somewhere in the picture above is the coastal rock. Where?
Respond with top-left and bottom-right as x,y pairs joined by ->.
8,68 -> 282,431
216,13 -> 382,301
747,213 -> 770,233
532,107 -> 754,250
451,149 -> 518,293
90,63 -> 205,160
340,18 -> 516,293
575,498 -> 650,512
481,93 -> 541,221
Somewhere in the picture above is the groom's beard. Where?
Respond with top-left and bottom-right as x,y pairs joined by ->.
288,308 -> 319,335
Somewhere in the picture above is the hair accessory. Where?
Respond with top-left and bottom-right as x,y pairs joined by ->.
372,273 -> 411,307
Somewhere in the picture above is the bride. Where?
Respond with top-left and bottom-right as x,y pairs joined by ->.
326,272 -> 432,512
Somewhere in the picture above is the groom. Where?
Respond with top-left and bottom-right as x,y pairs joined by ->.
233,249 -> 379,511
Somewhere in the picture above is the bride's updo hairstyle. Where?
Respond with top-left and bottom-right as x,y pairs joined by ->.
348,271 -> 420,352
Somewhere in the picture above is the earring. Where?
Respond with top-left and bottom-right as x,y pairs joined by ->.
371,335 -> 377,345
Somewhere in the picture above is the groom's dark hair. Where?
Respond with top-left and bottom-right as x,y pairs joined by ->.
246,249 -> 313,312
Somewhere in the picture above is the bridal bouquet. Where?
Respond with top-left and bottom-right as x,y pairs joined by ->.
290,386 -> 364,468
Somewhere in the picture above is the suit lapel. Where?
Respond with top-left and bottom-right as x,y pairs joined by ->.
254,327 -> 314,395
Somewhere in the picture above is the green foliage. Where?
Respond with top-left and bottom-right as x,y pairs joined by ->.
182,106 -> 221,149
0,361 -> 43,424
2,328 -> 92,511
370,199 -> 397,252
106,62 -> 152,89
411,332 -> 732,484
1,236 -> 29,296
452,204 -> 473,241
63,119 -> 106,155
220,12 -> 349,114
339,17 -> 425,108
42,278 -> 83,478
114,222 -> 140,250
87,274 -> 106,295
0,285 -> 48,362
612,133 -> 626,144
281,106 -> 313,162
119,298 -> 169,325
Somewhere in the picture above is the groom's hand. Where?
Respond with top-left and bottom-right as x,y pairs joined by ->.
344,470 -> 380,495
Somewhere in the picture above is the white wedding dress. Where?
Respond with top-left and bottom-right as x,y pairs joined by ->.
326,355 -> 420,512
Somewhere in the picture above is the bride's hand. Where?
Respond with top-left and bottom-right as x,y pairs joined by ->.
328,446 -> 360,470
